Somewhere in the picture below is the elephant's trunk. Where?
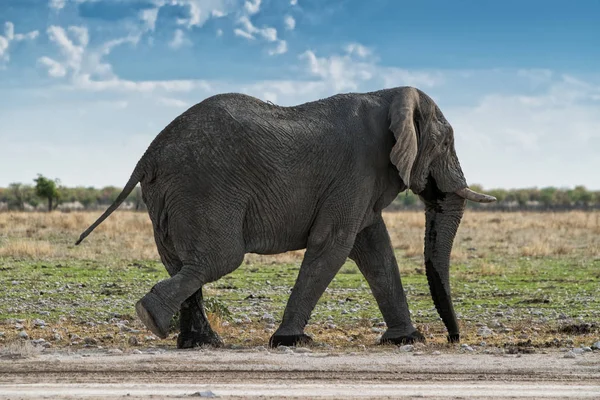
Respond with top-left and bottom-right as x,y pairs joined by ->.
423,192 -> 465,343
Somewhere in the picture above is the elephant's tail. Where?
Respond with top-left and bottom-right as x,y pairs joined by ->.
75,163 -> 145,245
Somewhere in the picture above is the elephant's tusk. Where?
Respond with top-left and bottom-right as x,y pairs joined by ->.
455,187 -> 497,203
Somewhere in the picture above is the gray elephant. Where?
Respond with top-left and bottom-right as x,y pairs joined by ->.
76,86 -> 495,348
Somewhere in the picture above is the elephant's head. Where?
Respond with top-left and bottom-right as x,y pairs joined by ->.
387,87 -> 496,342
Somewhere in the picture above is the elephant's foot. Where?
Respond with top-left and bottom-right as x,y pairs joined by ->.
379,329 -> 426,345
269,333 -> 313,348
447,333 -> 460,343
135,292 -> 173,339
177,331 -> 223,349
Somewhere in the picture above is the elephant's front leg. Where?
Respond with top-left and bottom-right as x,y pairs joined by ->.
349,216 -> 424,345
177,288 -> 223,349
269,231 -> 354,347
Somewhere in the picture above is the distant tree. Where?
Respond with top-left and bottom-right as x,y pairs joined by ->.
7,183 -> 25,210
34,174 -> 60,212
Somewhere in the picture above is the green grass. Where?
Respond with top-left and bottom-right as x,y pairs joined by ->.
1,254 -> 599,348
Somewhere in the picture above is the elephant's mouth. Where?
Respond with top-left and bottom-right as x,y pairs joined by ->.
415,174 -> 496,204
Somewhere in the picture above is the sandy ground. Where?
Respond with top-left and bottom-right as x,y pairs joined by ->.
1,348 -> 599,399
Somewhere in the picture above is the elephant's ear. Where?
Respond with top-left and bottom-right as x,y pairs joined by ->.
389,88 -> 420,188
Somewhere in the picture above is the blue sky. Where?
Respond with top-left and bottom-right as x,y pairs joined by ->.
1,0 -> 599,189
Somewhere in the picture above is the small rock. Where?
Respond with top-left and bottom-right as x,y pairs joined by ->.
84,337 -> 98,345
190,391 -> 217,398
294,347 -> 312,354
371,327 -> 384,333
70,334 -> 81,341
261,313 -> 275,323
564,351 -> 577,359
19,331 -> 29,339
15,324 -> 24,330
591,341 -> 600,350
254,346 -> 268,352
413,351 -> 424,356
572,348 -> 585,355
432,351 -> 442,355
32,319 -> 46,327
399,345 -> 414,352
52,333 -> 62,341
132,349 -> 143,354
128,336 -> 139,346
477,327 -> 493,338
325,323 -> 337,330
461,344 -> 474,352
479,341 -> 487,347
108,348 -> 123,354
39,311 -> 50,316
32,338 -> 46,345
582,347 -> 593,353
0,332 -> 5,337
144,336 -> 156,341
221,321 -> 230,327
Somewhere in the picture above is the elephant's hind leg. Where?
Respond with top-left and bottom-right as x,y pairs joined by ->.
177,288 -> 223,348
349,216 -> 424,345
136,251 -> 243,340
136,208 -> 245,341
151,218 -> 223,347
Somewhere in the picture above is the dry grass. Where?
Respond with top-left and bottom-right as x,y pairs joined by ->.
0,210 -> 598,262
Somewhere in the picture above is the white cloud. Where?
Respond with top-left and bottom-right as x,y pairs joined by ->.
140,7 -> 160,31
216,29 -> 223,37
49,0 -> 67,10
300,49 -> 374,91
4,22 -> 14,40
344,43 -> 371,58
68,26 -> 89,47
290,0 -> 298,5
244,0 -> 261,15
234,28 -> 255,40
235,16 -> 279,44
381,68 -> 443,88
169,29 -> 191,49
284,15 -> 295,30
0,22 -> 39,64
268,40 -> 287,55
157,97 -> 189,108
38,56 -> 67,77
169,0 -> 236,28
46,25 -> 86,73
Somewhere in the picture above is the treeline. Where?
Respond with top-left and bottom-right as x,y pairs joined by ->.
391,185 -> 600,211
0,178 -> 599,212
0,182 -> 145,212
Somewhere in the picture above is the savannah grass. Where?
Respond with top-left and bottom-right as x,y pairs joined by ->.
0,210 -> 598,351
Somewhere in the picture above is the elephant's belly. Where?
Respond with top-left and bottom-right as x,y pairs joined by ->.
242,200 -> 314,255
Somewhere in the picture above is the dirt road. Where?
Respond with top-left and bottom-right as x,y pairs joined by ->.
1,348 -> 599,399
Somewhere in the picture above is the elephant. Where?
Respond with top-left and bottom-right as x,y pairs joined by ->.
76,86 -> 496,348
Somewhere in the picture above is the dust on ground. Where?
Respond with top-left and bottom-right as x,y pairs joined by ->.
1,347 -> 599,399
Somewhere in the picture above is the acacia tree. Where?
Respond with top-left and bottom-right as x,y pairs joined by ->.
34,174 -> 60,212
